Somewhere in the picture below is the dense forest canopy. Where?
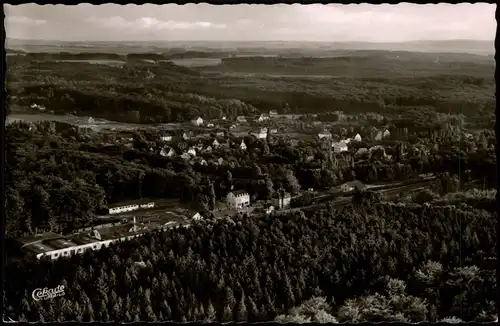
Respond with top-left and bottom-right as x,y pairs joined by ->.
5,199 -> 497,322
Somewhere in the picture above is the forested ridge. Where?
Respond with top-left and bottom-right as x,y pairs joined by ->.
4,199 -> 496,322
7,50 -> 494,123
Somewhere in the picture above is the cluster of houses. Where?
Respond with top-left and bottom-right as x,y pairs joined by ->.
158,136 -> 248,164
189,110 -> 280,129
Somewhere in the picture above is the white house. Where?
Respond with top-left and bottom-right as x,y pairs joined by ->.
222,116 -> 227,120
383,129 -> 391,138
160,147 -> 175,157
88,117 -> 95,124
187,147 -> 197,157
216,131 -> 225,137
217,157 -> 225,165
191,117 -> 204,126
226,190 -> 250,209
318,130 -> 332,139
192,212 -> 203,221
354,133 -> 362,142
253,127 -> 268,139
270,129 -> 278,134
213,139 -> 220,148
340,180 -> 366,193
31,103 -> 46,111
107,199 -> 155,215
181,153 -> 191,160
199,159 -> 208,166
236,116 -> 247,123
230,125 -> 237,129
257,114 -> 269,122
139,202 -> 155,209
160,135 -> 172,142
160,147 -> 170,157
240,140 -> 247,151
269,110 -> 278,116
374,131 -> 383,141
332,141 -> 348,153
183,132 -> 191,140
108,203 -> 140,215
204,146 -> 213,153
207,123 -> 214,128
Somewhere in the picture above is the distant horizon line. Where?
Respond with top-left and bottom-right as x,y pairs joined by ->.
7,37 -> 494,44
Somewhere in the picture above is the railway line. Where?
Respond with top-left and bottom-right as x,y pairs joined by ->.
281,178 -> 437,214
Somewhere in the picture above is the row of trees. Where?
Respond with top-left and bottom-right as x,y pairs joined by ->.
5,197 -> 496,322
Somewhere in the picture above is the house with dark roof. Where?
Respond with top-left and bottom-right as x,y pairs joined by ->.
340,180 -> 366,193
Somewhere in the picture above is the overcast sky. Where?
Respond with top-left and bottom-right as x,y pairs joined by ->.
4,3 -> 496,42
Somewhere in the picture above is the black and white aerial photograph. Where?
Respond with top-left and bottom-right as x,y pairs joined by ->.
3,2 -> 497,323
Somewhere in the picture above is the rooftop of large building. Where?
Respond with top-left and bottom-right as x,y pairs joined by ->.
46,238 -> 79,250
106,198 -> 155,209
14,232 -> 66,248
21,242 -> 57,255
230,189 -> 249,197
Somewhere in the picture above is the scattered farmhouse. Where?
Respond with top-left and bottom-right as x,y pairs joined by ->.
240,140 -> 247,151
181,153 -> 191,160
191,117 -> 204,126
332,141 -> 349,153
30,103 -> 46,111
213,139 -> 220,148
340,180 -> 366,193
354,133 -> 362,142
187,147 -> 197,157
160,135 -> 172,142
270,128 -> 278,134
236,116 -> 247,123
318,130 -> 332,139
383,129 -> 391,138
226,190 -> 250,209
192,212 -> 203,221
257,113 -> 270,122
269,110 -> 278,116
160,147 -> 175,157
207,123 -> 215,128
374,131 -> 383,141
252,127 -> 268,139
